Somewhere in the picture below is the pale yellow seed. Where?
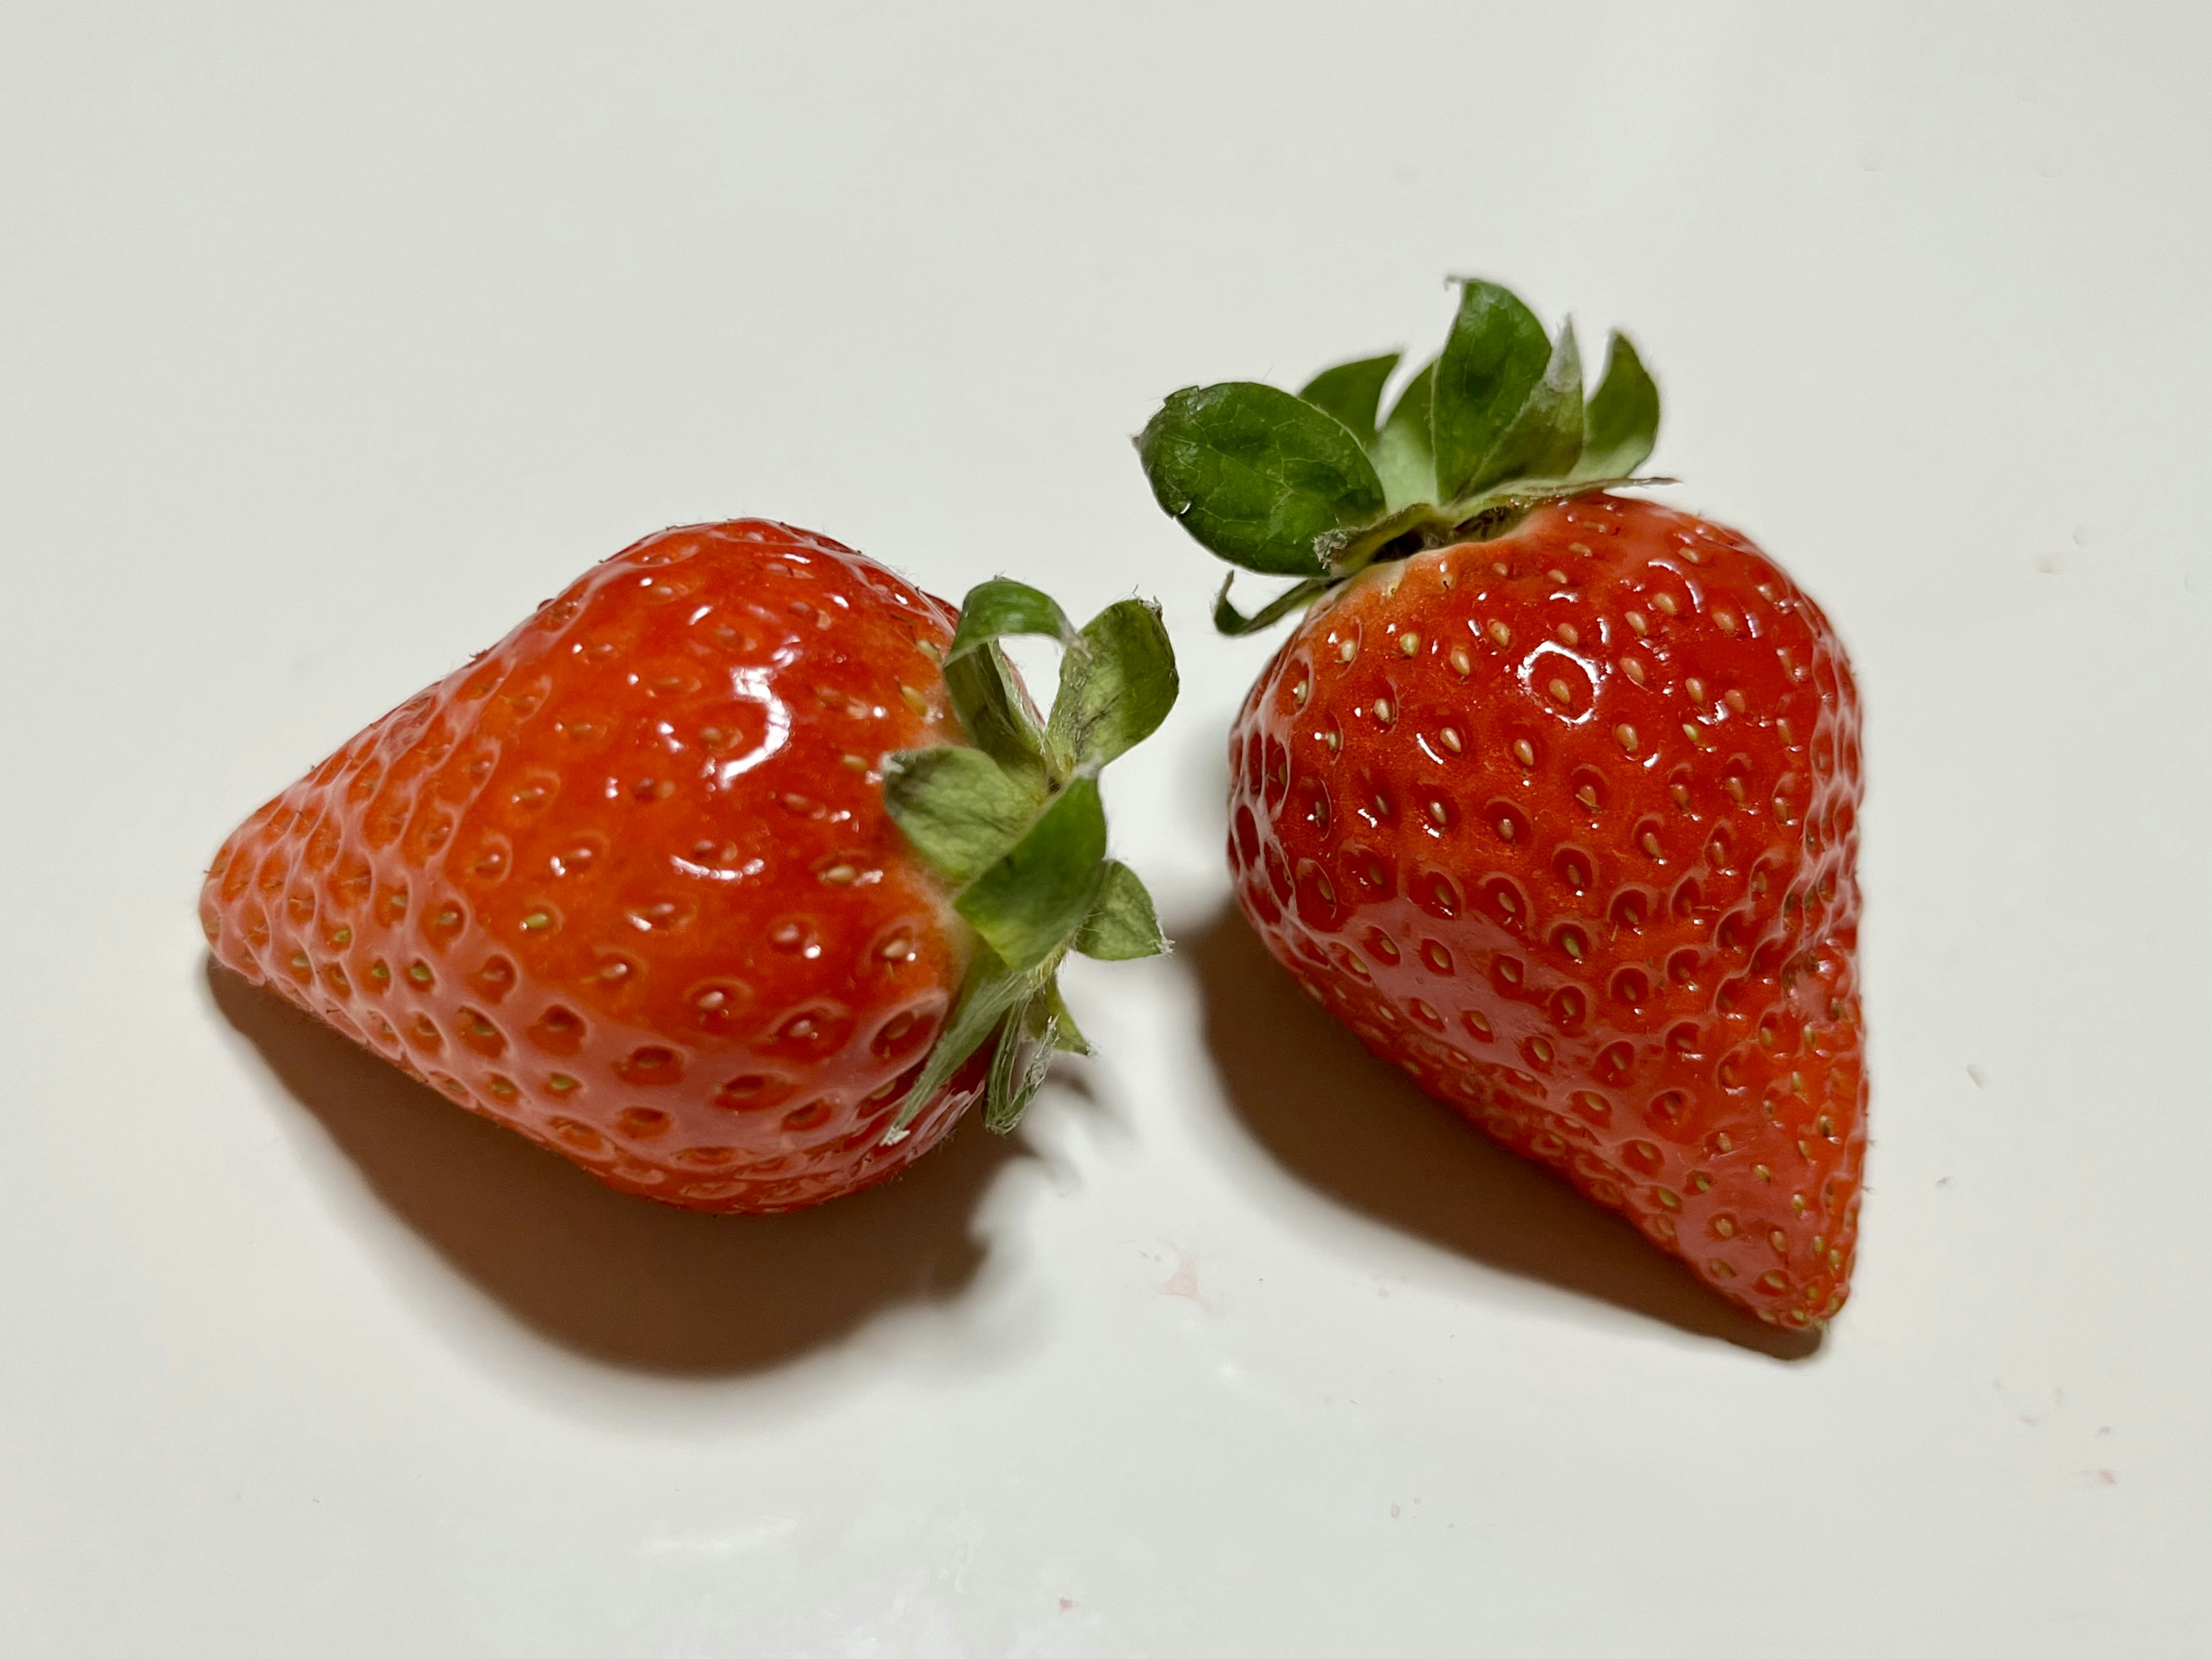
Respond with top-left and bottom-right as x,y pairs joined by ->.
1427,800 -> 1449,827
1710,1259 -> 1736,1279
1770,1229 -> 1789,1255
1293,676 -> 1310,706
1654,592 -> 1679,617
1449,646 -> 1473,676
1791,1193 -> 1809,1217
1714,1216 -> 1737,1238
1725,777 -> 1747,802
1754,1163 -> 1773,1182
1487,620 -> 1511,647
821,863 -> 859,885
1548,677 -> 1572,706
1373,698 -> 1393,724
1684,722 -> 1710,747
1513,738 -> 1536,767
1439,726 -> 1463,753
1338,636 -> 1358,664
1615,724 -> 1638,753
1399,631 -> 1421,657
1569,541 -> 1592,555
1640,831 -> 1662,858
899,684 -> 929,717
1671,783 -> 1690,808
1686,677 -> 1707,703
1557,623 -> 1580,646
1725,688 -> 1747,714
1626,611 -> 1648,636
1497,815 -> 1515,840
1623,658 -> 1647,687
1548,568 -> 1569,584
840,753 -> 868,772
1716,611 -> 1739,635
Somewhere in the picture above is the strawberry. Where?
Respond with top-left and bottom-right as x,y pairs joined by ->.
202,520 -> 1175,1212
1140,282 -> 1864,1327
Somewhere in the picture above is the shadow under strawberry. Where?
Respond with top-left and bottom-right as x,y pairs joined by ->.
207,961 -> 1030,1376
1185,911 -> 1819,1361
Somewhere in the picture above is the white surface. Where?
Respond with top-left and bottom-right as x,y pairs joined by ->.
3,4 -> 2207,1654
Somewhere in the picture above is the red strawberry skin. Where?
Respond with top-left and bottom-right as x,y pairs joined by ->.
1225,494 -> 1865,1327
202,520 -> 993,1212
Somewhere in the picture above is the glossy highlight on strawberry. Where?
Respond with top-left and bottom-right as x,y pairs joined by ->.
202,520 -> 1175,1212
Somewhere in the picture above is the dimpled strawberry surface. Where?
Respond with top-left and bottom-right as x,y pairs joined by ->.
1225,494 -> 1866,1326
202,521 -> 988,1211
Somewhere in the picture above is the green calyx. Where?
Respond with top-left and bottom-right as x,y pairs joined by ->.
1136,278 -> 1669,634
879,579 -> 1178,1138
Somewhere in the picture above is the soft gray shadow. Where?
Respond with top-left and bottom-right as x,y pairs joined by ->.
1187,908 -> 1818,1361
207,960 -> 1028,1377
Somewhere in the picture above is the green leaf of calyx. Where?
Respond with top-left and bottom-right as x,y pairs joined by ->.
1046,599 -> 1179,772
1573,329 -> 1660,482
1371,359 -> 1437,513
1297,353 -> 1400,446
945,578 -> 1082,664
1137,382 -> 1386,577
983,997 -> 1062,1133
953,774 -> 1109,974
1431,279 -> 1554,502
1041,978 -> 1091,1055
882,745 -> 1043,888
1212,573 -> 1331,637
887,953 -> 1036,1134
1457,320 -> 1585,505
943,643 -> 1049,787
1073,859 -> 1166,960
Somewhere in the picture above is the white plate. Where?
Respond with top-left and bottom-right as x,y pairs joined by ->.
4,5 -> 2207,1654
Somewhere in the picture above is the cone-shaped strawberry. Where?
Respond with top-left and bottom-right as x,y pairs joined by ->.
1140,282 -> 1864,1328
203,520 -> 1176,1211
